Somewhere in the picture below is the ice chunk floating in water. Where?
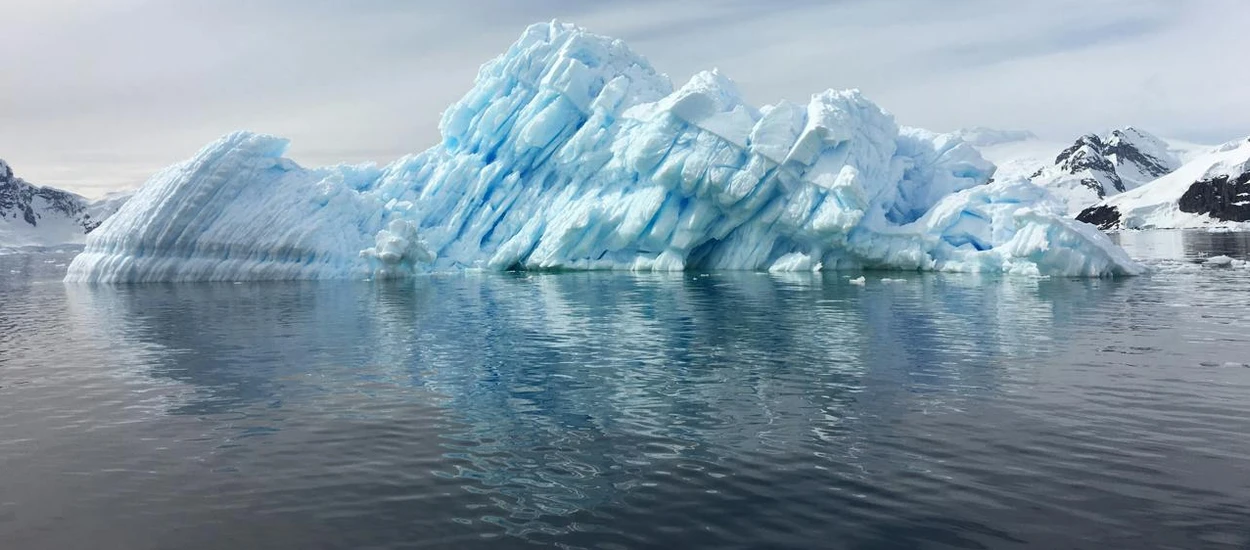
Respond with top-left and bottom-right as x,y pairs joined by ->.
66,22 -> 1143,282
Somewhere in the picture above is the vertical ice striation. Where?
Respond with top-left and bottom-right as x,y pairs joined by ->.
67,133 -> 398,281
66,21 -> 1143,282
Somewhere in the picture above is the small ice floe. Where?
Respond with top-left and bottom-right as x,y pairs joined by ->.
849,276 -> 866,286
1204,255 -> 1235,267
880,278 -> 906,284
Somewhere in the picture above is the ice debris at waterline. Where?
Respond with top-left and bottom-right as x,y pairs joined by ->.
66,22 -> 1143,283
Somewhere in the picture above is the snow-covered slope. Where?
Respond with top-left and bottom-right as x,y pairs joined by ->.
949,128 -> 1040,149
960,127 -> 1210,215
954,129 -> 1065,185
1076,138 -> 1250,230
66,22 -> 1142,282
1020,129 -> 1197,214
0,159 -> 130,248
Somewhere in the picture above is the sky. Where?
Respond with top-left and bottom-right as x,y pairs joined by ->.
3,0 -> 1249,197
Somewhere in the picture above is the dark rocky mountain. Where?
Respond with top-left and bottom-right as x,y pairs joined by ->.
1076,138 -> 1250,230
1176,171 -> 1250,223
1074,204 -> 1123,230
2,160 -> 95,229
996,127 -> 1193,216
1,159 -> 129,246
1033,128 -> 1182,200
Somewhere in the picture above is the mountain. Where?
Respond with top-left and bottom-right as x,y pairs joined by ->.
1076,138 -> 1250,230
962,128 -> 1209,215
0,159 -> 130,248
958,130 -> 1067,185
64,22 -> 1141,282
948,128 -> 1040,149
1029,128 -> 1188,214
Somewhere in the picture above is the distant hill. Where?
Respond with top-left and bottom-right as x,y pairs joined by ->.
1,159 -> 130,247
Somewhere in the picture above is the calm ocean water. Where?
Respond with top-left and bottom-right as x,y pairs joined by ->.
2,231 -> 1250,549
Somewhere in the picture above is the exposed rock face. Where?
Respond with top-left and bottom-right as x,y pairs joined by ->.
1,159 -> 130,245
1103,129 -> 1177,182
1,160 -> 94,229
1178,171 -> 1250,223
1046,129 -> 1180,193
1043,133 -> 1122,197
1028,128 -> 1184,214
1075,138 -> 1250,230
1075,204 -> 1122,230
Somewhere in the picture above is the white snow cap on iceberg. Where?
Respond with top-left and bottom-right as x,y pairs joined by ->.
66,21 -> 1143,282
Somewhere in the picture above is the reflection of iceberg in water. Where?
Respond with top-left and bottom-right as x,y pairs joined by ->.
65,282 -> 402,416
60,273 -> 1135,539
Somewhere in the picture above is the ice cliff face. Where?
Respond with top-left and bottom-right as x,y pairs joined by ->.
66,22 -> 1143,282
1,159 -> 129,247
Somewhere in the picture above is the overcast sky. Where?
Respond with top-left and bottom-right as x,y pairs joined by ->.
4,0 -> 1249,197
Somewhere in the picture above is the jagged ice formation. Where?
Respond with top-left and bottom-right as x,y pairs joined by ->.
66,22 -> 1143,282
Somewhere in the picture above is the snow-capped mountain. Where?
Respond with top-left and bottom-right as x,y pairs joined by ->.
1030,128 -> 1188,212
1076,138 -> 1250,230
961,127 -> 1209,215
957,130 -> 1067,185
1,159 -> 130,247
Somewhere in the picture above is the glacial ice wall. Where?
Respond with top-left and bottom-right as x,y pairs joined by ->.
66,22 -> 1143,282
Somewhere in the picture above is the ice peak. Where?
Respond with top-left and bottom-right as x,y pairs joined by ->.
683,68 -> 743,101
438,21 -> 670,155
662,69 -> 747,115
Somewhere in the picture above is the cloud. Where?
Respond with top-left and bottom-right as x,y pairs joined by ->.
2,0 -> 1248,196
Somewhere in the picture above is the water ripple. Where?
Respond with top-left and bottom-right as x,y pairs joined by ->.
2,238 -> 1250,548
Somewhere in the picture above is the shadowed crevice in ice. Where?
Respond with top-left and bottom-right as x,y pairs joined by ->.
66,21 -> 1142,282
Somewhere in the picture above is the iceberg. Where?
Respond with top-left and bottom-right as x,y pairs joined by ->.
66,22 -> 1143,282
